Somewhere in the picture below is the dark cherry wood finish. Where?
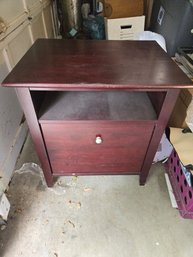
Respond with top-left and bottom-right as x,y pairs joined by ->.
15,88 -> 53,186
140,89 -> 180,185
3,39 -> 191,88
2,39 -> 193,186
41,122 -> 154,175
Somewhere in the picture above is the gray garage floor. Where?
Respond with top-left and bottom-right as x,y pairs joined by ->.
0,135 -> 193,257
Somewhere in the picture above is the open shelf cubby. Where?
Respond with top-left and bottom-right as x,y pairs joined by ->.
38,91 -> 159,122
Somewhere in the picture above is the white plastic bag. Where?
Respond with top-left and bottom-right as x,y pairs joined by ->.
136,31 -> 167,52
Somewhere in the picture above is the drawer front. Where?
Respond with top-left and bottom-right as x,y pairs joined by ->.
41,122 -> 154,175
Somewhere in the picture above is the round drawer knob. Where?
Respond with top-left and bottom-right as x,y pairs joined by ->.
95,135 -> 103,144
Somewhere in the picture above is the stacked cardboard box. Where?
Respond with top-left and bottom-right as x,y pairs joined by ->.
103,0 -> 144,19
104,0 -> 145,40
168,89 -> 193,128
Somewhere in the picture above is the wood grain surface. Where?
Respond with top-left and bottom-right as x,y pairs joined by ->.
41,122 -> 154,175
2,39 -> 192,89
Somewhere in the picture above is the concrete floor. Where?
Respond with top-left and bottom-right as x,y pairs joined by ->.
0,135 -> 193,257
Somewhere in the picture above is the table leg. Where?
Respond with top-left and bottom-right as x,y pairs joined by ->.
140,89 -> 180,185
15,88 -> 54,187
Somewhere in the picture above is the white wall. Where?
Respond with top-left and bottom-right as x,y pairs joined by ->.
0,0 -> 55,194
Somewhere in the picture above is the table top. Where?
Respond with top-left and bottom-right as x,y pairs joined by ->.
2,39 -> 192,90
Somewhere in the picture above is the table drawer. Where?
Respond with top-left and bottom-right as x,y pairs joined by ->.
41,122 -> 154,175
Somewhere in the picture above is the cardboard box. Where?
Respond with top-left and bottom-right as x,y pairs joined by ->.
105,16 -> 145,40
168,89 -> 193,128
103,0 -> 144,19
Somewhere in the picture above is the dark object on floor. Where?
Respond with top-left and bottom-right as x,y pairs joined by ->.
185,164 -> 193,171
182,127 -> 192,134
83,16 -> 105,39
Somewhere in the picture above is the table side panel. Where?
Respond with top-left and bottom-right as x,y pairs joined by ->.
140,89 -> 180,185
15,88 -> 53,186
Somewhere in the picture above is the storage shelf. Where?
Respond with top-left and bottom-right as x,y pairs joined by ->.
39,91 -> 157,122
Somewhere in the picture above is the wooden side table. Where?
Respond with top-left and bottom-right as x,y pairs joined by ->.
2,39 -> 192,187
